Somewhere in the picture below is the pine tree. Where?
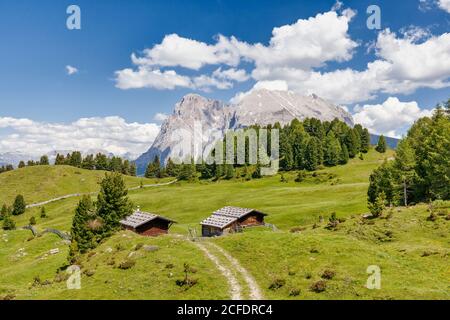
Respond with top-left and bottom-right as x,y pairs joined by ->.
324,132 -> 342,166
345,130 -> 359,158
165,158 -> 178,177
39,155 -> 49,165
375,135 -> 387,153
95,153 -> 109,170
394,139 -> 416,206
368,191 -> 386,218
18,161 -> 26,168
339,144 -> 349,165
40,206 -> 47,218
360,128 -> 371,153
2,213 -> 15,230
96,173 -> 133,235
54,154 -> 66,165
129,162 -> 137,177
121,160 -> 130,175
12,195 -> 26,216
82,154 -> 95,170
252,163 -> 262,179
225,164 -> 235,180
304,137 -> 323,171
69,151 -> 83,167
145,156 -> 161,178
70,195 -> 96,254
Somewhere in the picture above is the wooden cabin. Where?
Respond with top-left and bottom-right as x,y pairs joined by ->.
120,210 -> 175,237
200,206 -> 267,237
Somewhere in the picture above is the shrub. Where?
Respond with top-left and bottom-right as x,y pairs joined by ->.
295,170 -> 306,182
134,243 -> 144,251
368,192 -> 386,218
29,216 -> 36,225
268,278 -> 286,290
290,226 -> 305,233
289,288 -> 301,297
84,269 -> 95,277
176,263 -> 198,289
40,207 -> 47,218
321,269 -> 336,280
310,280 -> 327,293
427,212 -> 437,222
118,259 -> 136,270
2,215 -> 15,230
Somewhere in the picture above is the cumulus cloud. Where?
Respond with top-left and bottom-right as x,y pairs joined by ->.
66,65 -> 78,75
353,97 -> 434,138
0,116 -> 160,158
153,113 -> 169,122
438,0 -> 450,13
115,6 -> 449,105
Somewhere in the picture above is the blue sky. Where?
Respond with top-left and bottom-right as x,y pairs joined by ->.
0,0 -> 449,157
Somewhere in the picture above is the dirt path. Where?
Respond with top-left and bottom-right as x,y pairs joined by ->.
26,179 -> 178,209
207,242 -> 263,300
194,242 -> 242,300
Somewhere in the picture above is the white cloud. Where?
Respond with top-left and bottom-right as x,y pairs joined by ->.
438,0 -> 450,13
66,65 -> 78,75
115,67 -> 192,90
352,97 -> 434,138
153,113 -> 169,122
115,7 -> 449,105
212,68 -> 249,82
131,34 -> 240,70
0,116 -> 160,158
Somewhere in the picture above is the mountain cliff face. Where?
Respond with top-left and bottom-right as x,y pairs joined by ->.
135,90 -> 354,174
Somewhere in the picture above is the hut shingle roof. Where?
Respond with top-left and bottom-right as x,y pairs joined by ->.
120,210 -> 175,228
200,206 -> 267,228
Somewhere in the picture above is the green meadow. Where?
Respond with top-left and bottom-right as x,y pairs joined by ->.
0,148 -> 448,300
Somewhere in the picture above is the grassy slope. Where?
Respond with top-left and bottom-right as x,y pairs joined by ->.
0,230 -> 229,300
130,149 -> 395,233
215,204 -> 449,300
1,149 -> 448,300
0,165 -> 165,206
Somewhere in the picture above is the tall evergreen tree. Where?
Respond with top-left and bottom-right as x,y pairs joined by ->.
324,131 -> 342,166
360,128 -> 371,153
70,195 -> 97,254
145,156 -> 161,178
39,155 -> 49,165
82,154 -> 95,170
12,195 -> 26,216
375,135 -> 387,153
304,137 -> 323,171
165,158 -> 178,177
18,161 -> 26,168
96,173 -> 133,235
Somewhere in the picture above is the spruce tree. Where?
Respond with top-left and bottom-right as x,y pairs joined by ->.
18,161 -> 26,168
165,158 -> 177,177
375,135 -> 387,153
39,155 -> 49,165
145,156 -> 161,178
225,164 -> 235,180
304,137 -> 323,171
0,204 -> 7,221
339,144 -> 349,165
12,195 -> 26,216
361,128 -> 371,153
96,173 -> 133,235
2,213 -> 15,230
324,132 -> 341,166
70,195 -> 97,253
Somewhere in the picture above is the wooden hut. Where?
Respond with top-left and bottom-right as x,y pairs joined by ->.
120,210 -> 175,237
200,206 -> 267,237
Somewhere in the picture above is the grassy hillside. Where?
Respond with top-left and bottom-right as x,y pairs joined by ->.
215,204 -> 449,300
2,148 -> 447,300
130,149 -> 395,233
0,231 -> 229,300
0,165 -> 166,206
